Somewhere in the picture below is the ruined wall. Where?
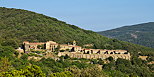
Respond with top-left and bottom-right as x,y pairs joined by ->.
23,41 -> 45,51
83,49 -> 128,54
139,56 -> 148,60
58,52 -> 131,60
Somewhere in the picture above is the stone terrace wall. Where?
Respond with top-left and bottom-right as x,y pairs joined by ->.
58,52 -> 131,60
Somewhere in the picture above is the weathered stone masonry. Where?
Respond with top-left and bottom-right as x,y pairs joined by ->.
22,41 -> 131,60
58,52 -> 131,60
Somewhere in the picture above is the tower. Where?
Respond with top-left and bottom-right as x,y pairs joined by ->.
73,40 -> 76,46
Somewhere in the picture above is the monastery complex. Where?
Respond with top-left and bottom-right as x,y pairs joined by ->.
22,40 -> 131,60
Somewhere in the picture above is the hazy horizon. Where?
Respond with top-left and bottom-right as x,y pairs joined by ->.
1,0 -> 154,31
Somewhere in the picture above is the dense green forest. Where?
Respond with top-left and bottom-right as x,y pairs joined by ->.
0,7 -> 154,77
0,45 -> 154,77
98,22 -> 154,48
0,7 -> 153,55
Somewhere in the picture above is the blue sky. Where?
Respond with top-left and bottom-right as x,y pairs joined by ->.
0,0 -> 154,31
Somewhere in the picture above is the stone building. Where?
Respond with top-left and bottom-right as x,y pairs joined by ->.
23,40 -> 81,52
82,49 -> 128,54
46,40 -> 82,52
23,41 -> 45,51
22,40 -> 131,60
58,52 -> 131,60
58,45 -> 130,60
46,41 -> 59,52
16,47 -> 24,53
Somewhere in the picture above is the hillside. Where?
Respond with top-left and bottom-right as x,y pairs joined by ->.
98,22 -> 154,48
0,7 -> 154,56
0,7 -> 154,77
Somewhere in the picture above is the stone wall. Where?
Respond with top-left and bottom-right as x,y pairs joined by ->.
58,52 -> 131,60
23,41 -> 45,51
139,56 -> 148,60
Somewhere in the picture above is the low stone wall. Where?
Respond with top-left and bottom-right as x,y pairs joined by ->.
28,56 -> 42,61
58,52 -> 131,60
138,56 -> 148,60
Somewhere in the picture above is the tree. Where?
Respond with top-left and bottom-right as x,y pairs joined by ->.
0,70 -> 25,77
65,65 -> 81,77
20,54 -> 28,60
107,56 -> 114,61
0,57 -> 13,73
147,56 -> 154,62
64,54 -> 70,59
81,65 -> 107,77
106,70 -> 129,77
0,46 -> 15,59
0,65 -> 46,77
91,59 -> 98,64
37,44 -> 45,49
21,65 -> 46,77
50,71 -> 74,77
116,58 -> 131,67
1,40 -> 19,49
55,45 -> 60,52
98,59 -> 104,65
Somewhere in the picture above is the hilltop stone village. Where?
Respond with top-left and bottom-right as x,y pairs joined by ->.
17,40 -> 131,60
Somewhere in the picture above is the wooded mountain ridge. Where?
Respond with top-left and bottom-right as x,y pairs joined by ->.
0,7 -> 154,56
98,22 -> 154,48
0,7 -> 154,77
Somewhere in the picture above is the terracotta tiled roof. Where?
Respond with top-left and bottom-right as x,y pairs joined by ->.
84,49 -> 91,50
29,43 -> 45,45
23,41 -> 45,45
60,44 -> 81,47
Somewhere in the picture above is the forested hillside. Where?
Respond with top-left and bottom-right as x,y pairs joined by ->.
98,22 -> 154,48
0,7 -> 154,77
0,7 -> 153,55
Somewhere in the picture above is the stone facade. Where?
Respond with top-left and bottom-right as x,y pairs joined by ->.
82,49 -> 128,54
16,47 -> 24,53
59,44 -> 82,52
23,41 -> 45,51
45,40 -> 82,52
23,40 -> 131,60
139,56 -> 148,60
46,41 -> 58,52
23,40 -> 81,52
58,52 -> 131,60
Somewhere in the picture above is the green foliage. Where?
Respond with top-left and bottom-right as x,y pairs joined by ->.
20,54 -> 28,60
21,65 -> 46,77
1,39 -> 19,49
0,7 -> 154,77
55,45 -> 60,52
98,22 -> 154,48
63,54 -> 70,59
0,57 -> 13,73
0,65 -> 46,77
81,65 -> 107,77
0,7 -> 154,56
37,44 -> 45,49
147,56 -> 154,62
71,61 -> 90,69
0,46 -> 15,59
131,56 -> 143,66
106,70 -> 129,77
103,58 -> 153,77
0,70 -> 25,77
98,59 -> 104,65
65,65 -> 81,77
106,56 -> 114,61
50,71 -> 74,77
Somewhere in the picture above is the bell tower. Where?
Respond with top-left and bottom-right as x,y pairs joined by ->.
73,40 -> 76,46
